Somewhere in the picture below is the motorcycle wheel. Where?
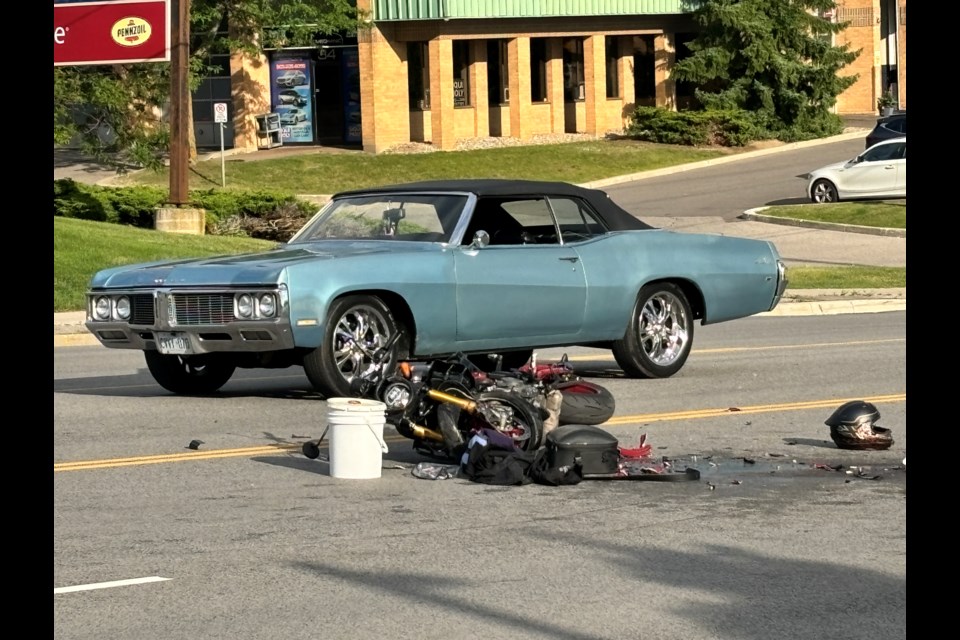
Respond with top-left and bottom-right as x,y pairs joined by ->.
555,380 -> 616,426
474,390 -> 544,452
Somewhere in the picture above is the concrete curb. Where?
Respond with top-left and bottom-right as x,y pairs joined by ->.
741,207 -> 906,238
757,299 -> 906,317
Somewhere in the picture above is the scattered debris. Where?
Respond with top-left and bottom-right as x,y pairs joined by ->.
707,482 -> 716,491
187,439 -> 204,450
731,480 -> 743,485
728,407 -> 742,412
619,433 -> 652,459
412,462 -> 459,480
743,457 -> 756,464
814,463 -> 844,472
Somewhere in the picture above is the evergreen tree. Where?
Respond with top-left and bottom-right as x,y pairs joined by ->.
671,0 -> 860,136
54,0 -> 361,172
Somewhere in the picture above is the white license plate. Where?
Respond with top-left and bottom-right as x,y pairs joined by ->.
156,332 -> 192,355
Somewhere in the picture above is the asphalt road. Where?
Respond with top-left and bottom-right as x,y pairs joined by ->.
601,136 -> 869,220
54,312 -> 906,640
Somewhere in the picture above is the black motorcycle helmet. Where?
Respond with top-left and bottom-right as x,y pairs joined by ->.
824,400 -> 894,450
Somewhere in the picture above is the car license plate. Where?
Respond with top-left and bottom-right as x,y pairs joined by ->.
156,332 -> 192,355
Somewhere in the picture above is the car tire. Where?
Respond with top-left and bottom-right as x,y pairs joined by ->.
612,282 -> 694,379
143,351 -> 236,395
810,179 -> 839,204
303,295 -> 400,399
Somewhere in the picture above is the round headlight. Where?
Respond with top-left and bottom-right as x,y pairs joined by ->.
94,296 -> 112,320
236,294 -> 254,318
115,296 -> 131,320
258,293 -> 276,318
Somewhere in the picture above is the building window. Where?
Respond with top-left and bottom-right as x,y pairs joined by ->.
190,14 -> 232,149
563,38 -> 584,102
453,40 -> 470,107
408,42 -> 430,110
632,35 -> 655,105
605,37 -> 620,99
530,38 -> 548,102
487,39 -> 509,105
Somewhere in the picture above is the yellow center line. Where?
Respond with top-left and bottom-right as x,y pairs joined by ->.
54,393 -> 905,472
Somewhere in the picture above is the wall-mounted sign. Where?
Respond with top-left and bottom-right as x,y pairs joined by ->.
54,0 -> 171,66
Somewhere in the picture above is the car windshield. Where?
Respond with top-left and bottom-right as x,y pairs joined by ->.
288,193 -> 469,244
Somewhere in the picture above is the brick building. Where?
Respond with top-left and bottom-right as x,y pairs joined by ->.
217,0 -> 906,154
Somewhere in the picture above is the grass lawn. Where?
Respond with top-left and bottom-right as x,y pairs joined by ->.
110,139 -> 731,195
761,200 -> 906,229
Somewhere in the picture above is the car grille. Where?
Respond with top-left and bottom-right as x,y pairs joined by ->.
126,293 -> 237,325
130,294 -> 156,325
172,293 -> 235,325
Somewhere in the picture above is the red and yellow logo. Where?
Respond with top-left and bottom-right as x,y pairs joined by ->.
111,17 -> 152,47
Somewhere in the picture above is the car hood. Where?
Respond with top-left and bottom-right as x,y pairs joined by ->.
89,241 -> 439,289
808,159 -> 850,177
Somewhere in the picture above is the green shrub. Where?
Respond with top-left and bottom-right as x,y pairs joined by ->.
625,106 -> 844,147
53,180 -> 315,240
625,107 -> 766,147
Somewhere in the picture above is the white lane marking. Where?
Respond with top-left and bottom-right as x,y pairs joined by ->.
54,576 -> 171,594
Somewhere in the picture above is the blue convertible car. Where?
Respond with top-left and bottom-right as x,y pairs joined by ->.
85,179 -> 788,398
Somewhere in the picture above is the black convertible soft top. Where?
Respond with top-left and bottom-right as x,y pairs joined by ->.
333,179 -> 655,231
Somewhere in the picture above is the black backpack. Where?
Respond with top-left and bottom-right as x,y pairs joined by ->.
461,439 -> 537,486
461,435 -> 583,487
529,448 -> 583,486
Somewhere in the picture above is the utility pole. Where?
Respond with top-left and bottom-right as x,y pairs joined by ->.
168,0 -> 190,204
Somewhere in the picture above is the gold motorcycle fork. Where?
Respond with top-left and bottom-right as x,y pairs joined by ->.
425,389 -> 478,413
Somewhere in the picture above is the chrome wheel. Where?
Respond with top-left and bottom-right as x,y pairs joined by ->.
303,295 -> 400,399
332,303 -> 394,384
612,282 -> 694,379
638,291 -> 690,366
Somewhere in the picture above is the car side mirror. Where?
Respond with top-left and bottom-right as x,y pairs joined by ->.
471,230 -> 490,249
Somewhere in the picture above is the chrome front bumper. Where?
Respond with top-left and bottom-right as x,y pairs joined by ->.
85,288 -> 296,353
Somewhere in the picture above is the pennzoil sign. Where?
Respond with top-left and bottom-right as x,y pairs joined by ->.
54,0 -> 170,66
112,17 -> 152,47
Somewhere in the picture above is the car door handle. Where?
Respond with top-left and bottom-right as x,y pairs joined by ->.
559,256 -> 579,263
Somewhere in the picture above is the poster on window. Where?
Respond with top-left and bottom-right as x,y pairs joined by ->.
270,56 -> 314,144
341,48 -> 361,144
453,78 -> 467,107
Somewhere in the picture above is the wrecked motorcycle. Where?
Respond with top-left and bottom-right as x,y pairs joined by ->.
341,337 -> 545,461
479,352 -> 616,426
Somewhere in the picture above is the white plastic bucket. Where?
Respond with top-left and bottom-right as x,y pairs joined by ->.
326,397 -> 389,479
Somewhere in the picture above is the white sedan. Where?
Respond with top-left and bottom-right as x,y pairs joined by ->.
806,137 -> 906,203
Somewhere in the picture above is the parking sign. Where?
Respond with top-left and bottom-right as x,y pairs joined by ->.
214,102 -> 228,123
